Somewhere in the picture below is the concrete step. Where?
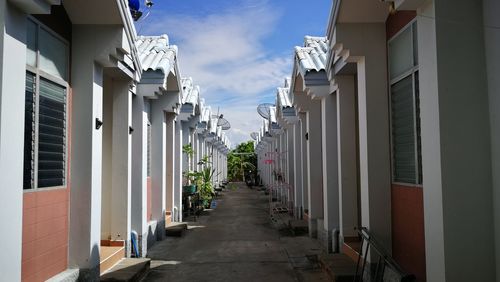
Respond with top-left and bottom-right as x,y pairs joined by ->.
101,258 -> 151,282
289,219 -> 309,236
100,246 -> 125,275
342,239 -> 362,262
318,253 -> 359,282
165,222 -> 188,237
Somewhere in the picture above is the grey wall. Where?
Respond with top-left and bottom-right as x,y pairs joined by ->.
483,0 -> 500,280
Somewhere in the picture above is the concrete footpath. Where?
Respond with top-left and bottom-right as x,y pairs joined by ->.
142,183 -> 329,282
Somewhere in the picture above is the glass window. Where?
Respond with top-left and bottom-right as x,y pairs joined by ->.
24,20 -> 68,190
388,24 -> 415,80
39,28 -> 68,80
26,20 -> 37,67
391,76 -> 417,183
389,21 -> 422,185
37,79 -> 66,188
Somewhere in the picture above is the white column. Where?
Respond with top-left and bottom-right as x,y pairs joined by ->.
305,103 -> 323,239
299,112 -> 309,218
336,22 -> 392,251
181,122 -> 189,176
0,4 -> 25,280
69,26 -> 104,275
418,2 -> 496,281
131,95 -> 148,256
293,121 -> 303,219
174,120 -> 183,222
165,113 -> 175,221
336,76 -> 359,240
151,102 -> 166,237
321,93 -> 339,252
110,81 -> 132,255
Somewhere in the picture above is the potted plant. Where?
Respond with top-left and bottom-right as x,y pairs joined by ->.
199,166 -> 215,208
193,155 -> 215,209
182,144 -> 197,194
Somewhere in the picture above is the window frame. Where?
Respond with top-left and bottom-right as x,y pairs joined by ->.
24,17 -> 70,191
388,19 -> 422,186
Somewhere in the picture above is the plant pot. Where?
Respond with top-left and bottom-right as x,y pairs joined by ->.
183,185 -> 197,194
204,199 -> 212,209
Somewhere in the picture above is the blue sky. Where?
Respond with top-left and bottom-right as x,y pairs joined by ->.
135,0 -> 332,147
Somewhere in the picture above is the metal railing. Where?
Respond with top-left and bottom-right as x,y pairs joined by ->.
354,227 -> 416,282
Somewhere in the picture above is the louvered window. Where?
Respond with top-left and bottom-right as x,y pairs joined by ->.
24,18 -> 68,190
23,73 -> 67,189
389,21 -> 422,185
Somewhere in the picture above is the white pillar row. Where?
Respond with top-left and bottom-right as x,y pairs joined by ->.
287,126 -> 295,211
193,131 -> 199,171
0,4 -> 27,279
336,75 -> 359,241
165,113 -> 176,225
305,103 -> 323,239
131,95 -> 148,256
320,91 -> 340,253
335,22 -> 392,251
69,27 -> 104,276
181,122 -> 190,177
293,120 -> 303,219
295,91 -> 324,239
110,80 -> 133,255
174,119 -> 183,222
299,112 -> 309,219
150,101 -> 166,239
215,144 -> 218,185
280,132 -> 288,206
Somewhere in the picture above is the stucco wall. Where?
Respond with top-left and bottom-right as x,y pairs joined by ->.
419,0 -> 495,280
0,2 -> 27,280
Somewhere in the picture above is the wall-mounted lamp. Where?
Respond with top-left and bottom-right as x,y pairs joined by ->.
129,126 -> 134,134
380,0 -> 397,14
305,133 -> 309,140
96,118 -> 103,130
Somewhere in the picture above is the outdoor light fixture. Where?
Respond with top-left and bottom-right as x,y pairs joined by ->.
96,118 -> 103,130
129,126 -> 134,134
379,0 -> 396,14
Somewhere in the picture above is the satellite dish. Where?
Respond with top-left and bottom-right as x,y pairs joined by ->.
257,103 -> 275,119
250,132 -> 259,140
212,114 -> 231,130
218,117 -> 231,130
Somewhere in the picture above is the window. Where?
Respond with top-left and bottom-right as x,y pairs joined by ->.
389,21 -> 422,185
24,19 -> 68,190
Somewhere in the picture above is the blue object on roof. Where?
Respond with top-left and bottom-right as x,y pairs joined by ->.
129,0 -> 140,11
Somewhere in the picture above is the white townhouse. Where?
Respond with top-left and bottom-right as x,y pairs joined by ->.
0,0 -> 143,280
134,34 -> 182,256
256,0 -> 500,281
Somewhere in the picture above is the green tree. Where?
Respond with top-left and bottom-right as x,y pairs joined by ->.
227,141 -> 257,181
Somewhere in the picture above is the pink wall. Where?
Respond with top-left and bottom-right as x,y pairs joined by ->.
22,189 -> 69,282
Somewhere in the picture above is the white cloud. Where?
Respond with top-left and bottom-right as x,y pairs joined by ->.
141,0 -> 292,147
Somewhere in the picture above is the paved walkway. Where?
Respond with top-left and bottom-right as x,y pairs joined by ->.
142,183 -> 329,282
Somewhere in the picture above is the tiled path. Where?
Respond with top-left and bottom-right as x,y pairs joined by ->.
142,183 -> 328,282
